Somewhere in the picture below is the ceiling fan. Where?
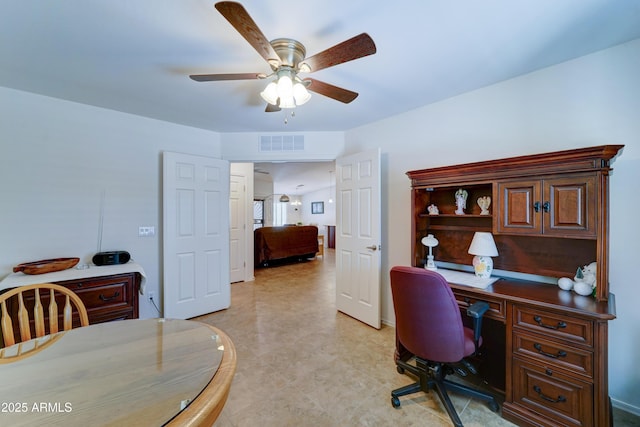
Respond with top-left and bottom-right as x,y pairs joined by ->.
189,1 -> 377,111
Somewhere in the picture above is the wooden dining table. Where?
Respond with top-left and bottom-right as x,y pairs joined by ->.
0,318 -> 236,426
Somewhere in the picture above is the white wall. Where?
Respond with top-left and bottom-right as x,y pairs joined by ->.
0,87 -> 221,319
301,187 -> 336,236
345,38 -> 640,413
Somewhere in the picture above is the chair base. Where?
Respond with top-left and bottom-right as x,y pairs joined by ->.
391,358 -> 498,427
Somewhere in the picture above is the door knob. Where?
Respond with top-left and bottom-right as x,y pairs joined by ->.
366,245 -> 378,251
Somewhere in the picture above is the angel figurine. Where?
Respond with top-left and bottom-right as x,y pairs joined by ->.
454,188 -> 468,215
477,196 -> 491,215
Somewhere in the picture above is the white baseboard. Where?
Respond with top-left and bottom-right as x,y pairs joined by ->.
611,397 -> 640,417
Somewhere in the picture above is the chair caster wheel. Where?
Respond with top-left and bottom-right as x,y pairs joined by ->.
488,400 -> 499,412
396,366 -> 405,374
391,396 -> 401,408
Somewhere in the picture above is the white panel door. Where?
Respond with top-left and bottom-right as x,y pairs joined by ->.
335,148 -> 381,329
229,173 -> 246,283
163,152 -> 230,319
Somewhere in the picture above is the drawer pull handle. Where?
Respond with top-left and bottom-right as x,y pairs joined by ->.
533,385 -> 566,404
99,292 -> 120,302
533,316 -> 566,330
534,343 -> 567,359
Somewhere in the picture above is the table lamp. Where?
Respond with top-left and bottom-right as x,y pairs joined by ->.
421,234 -> 439,271
468,232 -> 498,278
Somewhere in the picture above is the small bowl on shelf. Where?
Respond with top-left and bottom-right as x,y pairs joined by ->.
13,257 -> 80,275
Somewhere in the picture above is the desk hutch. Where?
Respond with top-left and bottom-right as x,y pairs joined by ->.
406,145 -> 623,427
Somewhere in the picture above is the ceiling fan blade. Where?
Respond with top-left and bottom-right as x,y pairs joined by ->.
265,103 -> 281,112
301,33 -> 376,73
189,73 -> 263,82
215,2 -> 280,66
304,78 -> 358,104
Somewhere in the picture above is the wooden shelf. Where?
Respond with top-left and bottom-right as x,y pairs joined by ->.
428,224 -> 492,232
419,214 -> 492,218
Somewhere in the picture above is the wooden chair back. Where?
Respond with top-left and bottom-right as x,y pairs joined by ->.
0,283 -> 89,348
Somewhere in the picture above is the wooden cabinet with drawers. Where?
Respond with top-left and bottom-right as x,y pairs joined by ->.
407,145 -> 623,427
56,272 -> 139,324
507,304 -> 605,427
5,272 -> 140,333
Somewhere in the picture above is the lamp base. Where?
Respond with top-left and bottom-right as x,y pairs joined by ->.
472,255 -> 493,278
425,255 -> 437,271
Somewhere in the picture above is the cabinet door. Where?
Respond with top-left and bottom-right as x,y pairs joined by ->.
497,180 -> 542,234
543,176 -> 596,238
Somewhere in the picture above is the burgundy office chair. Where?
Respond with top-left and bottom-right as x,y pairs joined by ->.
390,266 -> 498,427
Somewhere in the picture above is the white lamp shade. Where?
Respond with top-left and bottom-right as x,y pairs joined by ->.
468,232 -> 498,256
293,82 -> 311,105
421,234 -> 439,247
260,82 -> 278,105
277,74 -> 293,98
279,95 -> 295,109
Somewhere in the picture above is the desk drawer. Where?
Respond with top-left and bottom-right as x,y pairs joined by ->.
513,333 -> 593,378
513,358 -> 593,427
454,290 -> 505,321
72,282 -> 132,311
58,273 -> 138,324
513,306 -> 593,347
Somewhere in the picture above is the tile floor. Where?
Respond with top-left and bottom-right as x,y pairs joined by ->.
194,250 -> 639,427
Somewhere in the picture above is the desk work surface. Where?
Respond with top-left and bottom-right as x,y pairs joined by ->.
436,268 -> 499,289
0,318 -> 233,427
448,276 -> 616,321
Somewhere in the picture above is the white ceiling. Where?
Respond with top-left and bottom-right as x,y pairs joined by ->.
2,0 -> 640,135
255,161 -> 335,196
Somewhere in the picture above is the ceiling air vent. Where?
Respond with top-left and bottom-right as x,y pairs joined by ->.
260,135 -> 304,152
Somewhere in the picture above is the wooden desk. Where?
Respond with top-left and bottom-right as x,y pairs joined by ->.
396,275 -> 614,427
0,318 -> 236,427
453,278 -> 614,427
406,146 -> 623,427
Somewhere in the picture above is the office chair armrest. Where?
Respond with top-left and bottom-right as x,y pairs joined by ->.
467,301 -> 489,319
466,301 -> 490,352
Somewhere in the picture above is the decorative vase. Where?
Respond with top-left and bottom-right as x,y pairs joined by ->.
472,255 -> 493,278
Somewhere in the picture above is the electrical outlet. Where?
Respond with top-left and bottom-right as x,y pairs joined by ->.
148,291 -> 154,301
138,226 -> 156,237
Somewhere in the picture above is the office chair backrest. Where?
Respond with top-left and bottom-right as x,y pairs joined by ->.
390,266 -> 466,363
0,283 -> 89,348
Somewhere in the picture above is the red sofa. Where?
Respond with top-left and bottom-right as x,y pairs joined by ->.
254,226 -> 319,267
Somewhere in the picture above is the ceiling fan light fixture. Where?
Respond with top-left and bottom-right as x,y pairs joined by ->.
276,73 -> 293,96
260,82 -> 279,105
191,4 -> 377,113
260,68 -> 310,109
293,82 -> 311,105
279,95 -> 296,109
